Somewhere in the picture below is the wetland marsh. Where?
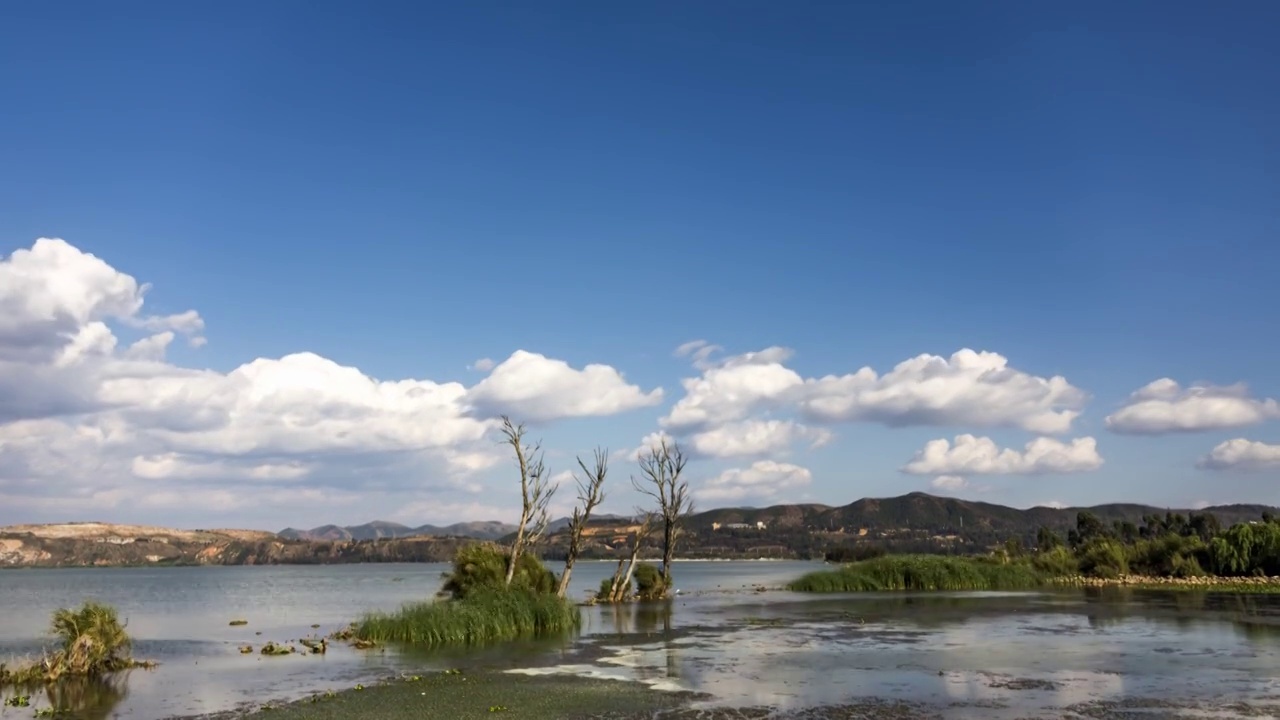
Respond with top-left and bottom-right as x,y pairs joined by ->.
3,561 -> 1279,719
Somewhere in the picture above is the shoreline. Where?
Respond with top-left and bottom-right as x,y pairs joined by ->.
1050,574 -> 1280,592
185,669 -> 694,720
0,556 -> 813,570
192,666 -> 1280,720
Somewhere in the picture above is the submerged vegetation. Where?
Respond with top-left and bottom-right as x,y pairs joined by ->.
1,601 -> 145,687
789,555 -> 1046,593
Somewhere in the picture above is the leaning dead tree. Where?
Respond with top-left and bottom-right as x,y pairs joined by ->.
557,447 -> 608,598
605,512 -> 655,603
633,439 -> 693,591
499,416 -> 557,586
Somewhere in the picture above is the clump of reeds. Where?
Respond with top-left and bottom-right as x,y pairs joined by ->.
355,588 -> 581,647
1,601 -> 143,687
788,554 -> 1047,593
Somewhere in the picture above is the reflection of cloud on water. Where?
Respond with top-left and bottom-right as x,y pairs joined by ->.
516,597 -> 1280,717
508,663 -> 687,692
1049,671 -> 1125,707
937,668 -> 1125,708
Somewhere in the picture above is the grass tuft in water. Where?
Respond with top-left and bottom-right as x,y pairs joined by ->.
2,601 -> 143,687
355,589 -> 581,647
788,555 -> 1047,593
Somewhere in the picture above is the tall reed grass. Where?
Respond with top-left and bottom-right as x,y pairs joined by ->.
788,555 -> 1047,593
355,589 -> 581,647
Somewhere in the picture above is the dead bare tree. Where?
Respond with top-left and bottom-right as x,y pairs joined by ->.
609,512 -> 655,603
632,439 -> 693,591
499,416 -> 557,586
556,447 -> 608,598
603,558 -> 625,603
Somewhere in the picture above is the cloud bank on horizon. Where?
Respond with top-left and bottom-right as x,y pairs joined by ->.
1,238 -> 1278,529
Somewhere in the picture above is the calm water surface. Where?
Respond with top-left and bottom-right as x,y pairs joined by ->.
2,561 -> 1279,719
0,561 -> 804,719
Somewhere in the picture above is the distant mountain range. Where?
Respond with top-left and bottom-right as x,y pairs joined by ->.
278,520 -> 516,542
278,515 -> 633,542
276,494 -> 1276,545
6,494 -> 1278,569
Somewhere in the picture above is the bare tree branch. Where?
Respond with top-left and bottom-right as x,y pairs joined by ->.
557,447 -> 608,597
611,511 -> 655,602
500,415 -> 557,586
631,438 -> 692,592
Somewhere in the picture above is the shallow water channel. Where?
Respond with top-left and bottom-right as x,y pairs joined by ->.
2,561 -> 1279,719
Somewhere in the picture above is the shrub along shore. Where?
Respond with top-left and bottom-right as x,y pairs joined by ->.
788,557 -> 1280,595
796,508 -> 1280,594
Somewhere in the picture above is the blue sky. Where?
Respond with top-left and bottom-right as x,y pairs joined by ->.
1,1 -> 1278,529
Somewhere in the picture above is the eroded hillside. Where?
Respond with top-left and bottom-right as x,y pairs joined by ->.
0,522 -> 467,568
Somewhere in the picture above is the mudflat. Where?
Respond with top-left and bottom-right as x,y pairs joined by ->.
226,671 -> 689,720
226,669 -> 1280,720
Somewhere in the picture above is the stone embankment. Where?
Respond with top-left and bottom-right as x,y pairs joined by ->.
1052,574 -> 1280,589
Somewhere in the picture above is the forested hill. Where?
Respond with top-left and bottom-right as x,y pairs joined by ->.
686,491 -> 1274,536
5,494 -> 1275,568
278,494 -> 1274,545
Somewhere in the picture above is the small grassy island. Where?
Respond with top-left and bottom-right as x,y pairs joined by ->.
349,418 -> 696,651
355,544 -> 582,647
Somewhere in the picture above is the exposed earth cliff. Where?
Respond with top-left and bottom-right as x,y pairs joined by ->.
0,522 -> 468,568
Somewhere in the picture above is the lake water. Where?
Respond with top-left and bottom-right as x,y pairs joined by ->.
2,561 -> 1279,719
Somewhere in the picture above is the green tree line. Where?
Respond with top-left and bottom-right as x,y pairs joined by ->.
1028,510 -> 1280,579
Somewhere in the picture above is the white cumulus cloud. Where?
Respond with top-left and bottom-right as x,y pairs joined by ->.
663,346 -> 802,431
0,237 -> 659,527
902,434 -> 1104,475
930,475 -> 969,491
465,350 -> 663,421
644,345 -> 1087,506
687,419 -> 831,459
1197,438 -> 1280,471
661,345 -> 1087,436
697,460 -> 812,503
799,349 -> 1086,434
1105,379 -> 1280,434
